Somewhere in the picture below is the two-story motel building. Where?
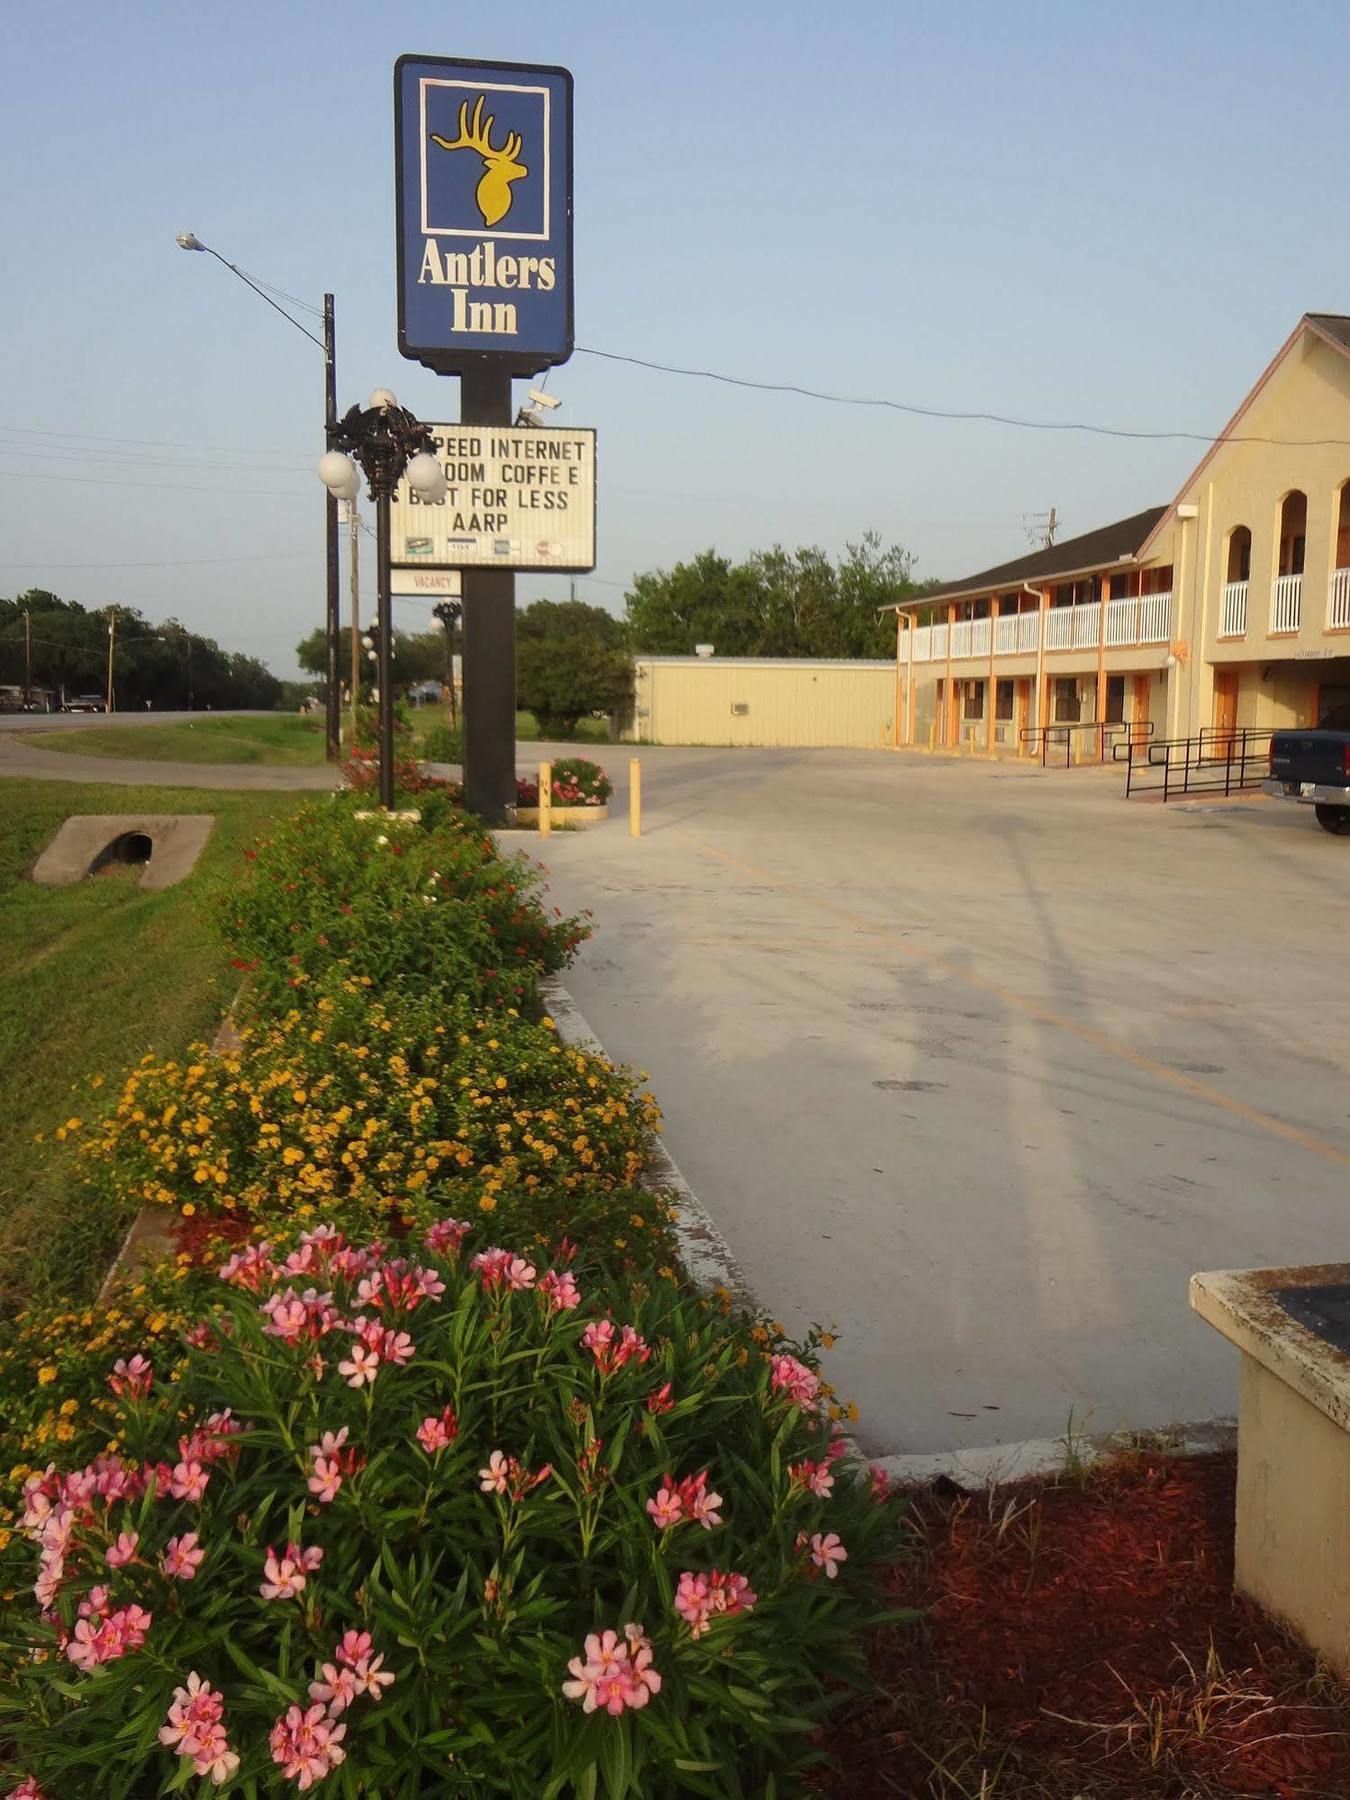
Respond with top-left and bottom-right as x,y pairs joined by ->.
886,313 -> 1350,756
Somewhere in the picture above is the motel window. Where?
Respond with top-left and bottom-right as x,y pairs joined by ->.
1226,527 -> 1252,584
1106,675 -> 1126,723
962,680 -> 984,721
1054,678 -> 1082,723
995,679 -> 1015,721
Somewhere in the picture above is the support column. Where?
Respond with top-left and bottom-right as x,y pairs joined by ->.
892,610 -> 903,749
906,617 -> 917,746
1033,588 -> 1048,737
460,360 -> 516,824
987,597 -> 1000,756
944,603 -> 957,748
1096,574 -> 1109,762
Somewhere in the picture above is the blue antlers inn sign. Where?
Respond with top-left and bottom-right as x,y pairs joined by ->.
395,55 -> 574,376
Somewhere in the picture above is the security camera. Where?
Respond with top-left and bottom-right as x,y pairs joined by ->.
526,389 -> 561,411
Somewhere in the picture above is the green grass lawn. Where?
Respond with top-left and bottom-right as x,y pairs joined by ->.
0,779 -> 309,1311
21,713 -> 328,765
25,709 -> 611,768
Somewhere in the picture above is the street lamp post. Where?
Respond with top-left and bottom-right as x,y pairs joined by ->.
319,393 -> 446,810
175,232 -> 342,762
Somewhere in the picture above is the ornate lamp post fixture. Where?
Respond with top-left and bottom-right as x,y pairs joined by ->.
318,392 -> 446,809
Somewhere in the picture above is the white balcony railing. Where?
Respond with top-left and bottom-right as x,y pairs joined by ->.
1329,567 -> 1350,632
1220,580 -> 1248,638
1272,573 -> 1302,634
905,589 -> 1173,663
1139,591 -> 1172,644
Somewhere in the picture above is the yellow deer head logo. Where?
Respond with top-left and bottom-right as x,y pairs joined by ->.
430,95 -> 528,229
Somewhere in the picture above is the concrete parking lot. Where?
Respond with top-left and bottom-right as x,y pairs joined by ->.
530,746 -> 1350,1459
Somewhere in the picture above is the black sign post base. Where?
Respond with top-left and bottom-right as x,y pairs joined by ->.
459,359 -> 517,826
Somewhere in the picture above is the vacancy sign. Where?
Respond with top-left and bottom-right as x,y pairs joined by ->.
390,423 -> 595,572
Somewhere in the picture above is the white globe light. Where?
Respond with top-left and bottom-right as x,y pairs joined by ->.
406,452 -> 448,502
368,387 -> 398,412
317,450 -> 357,496
332,464 -> 361,502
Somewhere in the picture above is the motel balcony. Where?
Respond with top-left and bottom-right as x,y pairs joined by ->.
1216,567 -> 1350,642
907,591 -> 1174,666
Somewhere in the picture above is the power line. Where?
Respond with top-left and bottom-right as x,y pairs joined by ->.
0,423 -> 312,460
575,347 -> 1350,448
0,550 -> 311,570
0,469 -> 312,498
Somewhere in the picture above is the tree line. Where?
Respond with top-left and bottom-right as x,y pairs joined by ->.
0,590 -> 283,711
293,536 -> 934,737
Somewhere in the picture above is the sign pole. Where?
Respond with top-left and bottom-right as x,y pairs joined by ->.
324,293 -> 342,764
375,490 -> 396,812
460,359 -> 516,824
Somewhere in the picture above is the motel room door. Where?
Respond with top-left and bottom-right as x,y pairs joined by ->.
1130,674 -> 1152,746
1213,671 -> 1239,757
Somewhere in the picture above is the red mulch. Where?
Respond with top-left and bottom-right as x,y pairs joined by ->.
817,1453 -> 1350,1798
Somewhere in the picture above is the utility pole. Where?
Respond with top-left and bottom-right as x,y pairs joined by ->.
1044,507 -> 1058,549
460,360 -> 516,822
323,292 -> 341,763
22,609 -> 32,707
106,609 -> 118,713
347,499 -> 361,748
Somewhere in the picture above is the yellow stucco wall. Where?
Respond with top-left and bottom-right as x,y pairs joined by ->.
626,659 -> 898,748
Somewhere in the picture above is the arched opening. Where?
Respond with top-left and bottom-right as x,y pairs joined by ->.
1273,492 -> 1306,633
1333,481 -> 1350,630
88,830 -> 154,877
1278,491 -> 1307,577
1221,528 -> 1251,637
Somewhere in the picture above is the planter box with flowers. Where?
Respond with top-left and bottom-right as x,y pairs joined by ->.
516,756 -> 612,828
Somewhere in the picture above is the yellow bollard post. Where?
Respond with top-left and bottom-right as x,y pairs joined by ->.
538,761 -> 552,836
629,757 -> 642,837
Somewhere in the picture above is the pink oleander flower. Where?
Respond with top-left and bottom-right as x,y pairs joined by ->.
561,1625 -> 662,1716
308,1661 -> 359,1715
355,1258 -> 445,1314
335,1629 -> 372,1669
471,1246 -> 537,1293
260,1541 -> 323,1601
34,1550 -> 64,1610
105,1529 -> 139,1568
424,1216 -> 472,1257
65,1602 -> 152,1671
7,1778 -> 47,1798
646,1381 -> 674,1415
582,1318 -> 651,1376
269,1703 -> 347,1788
538,1267 -> 581,1313
870,1464 -> 891,1502
769,1352 -> 821,1412
260,1286 -> 342,1347
78,1584 -> 109,1619
789,1458 -> 835,1500
646,1479 -> 683,1530
308,1455 -> 343,1505
348,1652 -> 396,1702
108,1354 -> 152,1401
416,1406 -> 459,1454
809,1530 -> 847,1579
168,1459 -> 210,1503
159,1672 -> 238,1783
478,1450 -> 510,1495
218,1241 -> 276,1291
162,1531 -> 206,1580
180,1408 -> 247,1467
336,1342 -> 380,1388
674,1569 -> 756,1638
679,1470 -> 723,1530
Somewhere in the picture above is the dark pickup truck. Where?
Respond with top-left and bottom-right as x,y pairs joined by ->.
1264,703 -> 1350,834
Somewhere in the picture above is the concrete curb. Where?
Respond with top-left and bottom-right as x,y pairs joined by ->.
541,977 -> 758,1313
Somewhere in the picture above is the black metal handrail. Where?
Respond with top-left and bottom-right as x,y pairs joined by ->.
1020,719 -> 1154,768
1122,726 -> 1272,800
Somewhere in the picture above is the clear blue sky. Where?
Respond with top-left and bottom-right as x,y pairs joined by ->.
3,0 -> 1347,677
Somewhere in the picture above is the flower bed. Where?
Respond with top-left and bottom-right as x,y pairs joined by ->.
0,787 -> 904,1794
0,1222 -> 898,1796
516,756 -> 612,810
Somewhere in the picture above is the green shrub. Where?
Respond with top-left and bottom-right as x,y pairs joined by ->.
65,985 -> 657,1230
0,1225 -> 902,1796
220,801 -> 588,1011
420,720 -> 463,764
